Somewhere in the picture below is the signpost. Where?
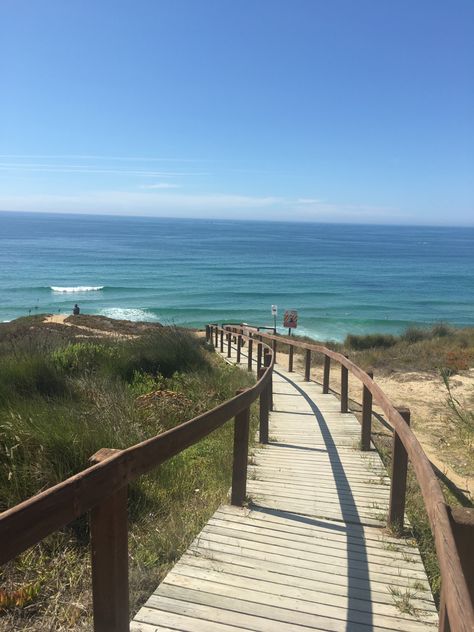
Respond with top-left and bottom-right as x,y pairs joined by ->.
283,309 -> 298,336
271,305 -> 277,334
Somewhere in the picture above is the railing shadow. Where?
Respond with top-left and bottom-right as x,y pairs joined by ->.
271,367 -> 373,631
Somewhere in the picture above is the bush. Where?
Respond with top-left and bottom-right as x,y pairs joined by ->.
401,327 -> 429,344
431,323 -> 452,338
52,342 -> 118,373
0,355 -> 69,404
107,328 -> 206,381
344,333 -> 397,350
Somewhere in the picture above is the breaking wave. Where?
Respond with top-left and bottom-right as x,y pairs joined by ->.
98,307 -> 160,322
50,286 -> 105,293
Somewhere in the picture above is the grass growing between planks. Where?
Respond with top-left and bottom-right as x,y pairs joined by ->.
0,322 -> 257,630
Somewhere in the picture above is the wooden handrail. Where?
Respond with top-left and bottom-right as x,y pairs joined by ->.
223,324 -> 474,632
0,327 -> 274,631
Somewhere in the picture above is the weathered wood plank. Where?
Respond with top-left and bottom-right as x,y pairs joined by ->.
132,356 -> 437,631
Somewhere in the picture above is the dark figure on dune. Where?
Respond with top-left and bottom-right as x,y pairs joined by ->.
73,304 -> 80,315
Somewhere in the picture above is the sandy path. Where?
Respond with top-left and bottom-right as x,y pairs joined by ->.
42,314 -> 136,338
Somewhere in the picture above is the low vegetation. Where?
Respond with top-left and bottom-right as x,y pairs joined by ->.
278,323 -> 474,374
341,324 -> 474,374
0,318 -> 256,630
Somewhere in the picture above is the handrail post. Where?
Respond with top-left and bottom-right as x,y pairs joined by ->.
288,345 -> 294,372
388,407 -> 410,532
89,449 -> 129,632
227,331 -> 232,358
247,338 -> 253,371
272,338 -> 277,357
236,335 -> 242,363
214,325 -> 218,347
257,342 -> 263,373
438,505 -> 474,631
340,358 -> 349,412
304,349 -> 311,381
361,370 -> 374,451
258,367 -> 269,443
323,355 -> 330,394
231,389 -> 251,506
220,329 -> 224,353
264,351 -> 273,411
205,324 -> 210,343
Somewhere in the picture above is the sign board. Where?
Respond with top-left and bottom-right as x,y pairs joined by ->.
271,304 -> 278,316
284,309 -> 298,329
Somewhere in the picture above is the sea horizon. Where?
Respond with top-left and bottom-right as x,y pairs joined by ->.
1,210 -> 473,341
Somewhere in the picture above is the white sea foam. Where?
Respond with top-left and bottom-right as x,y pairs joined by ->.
99,307 -> 159,322
50,286 -> 105,293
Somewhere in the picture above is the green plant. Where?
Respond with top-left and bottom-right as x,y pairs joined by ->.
402,327 -> 428,344
441,371 -> 474,443
344,333 -> 397,350
0,324 -> 257,630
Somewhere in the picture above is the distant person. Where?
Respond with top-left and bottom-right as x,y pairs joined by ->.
73,304 -> 80,315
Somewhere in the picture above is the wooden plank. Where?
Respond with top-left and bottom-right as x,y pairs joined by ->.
132,355 -> 438,631
150,586 -> 436,632
162,571 -> 438,630
179,554 -> 437,611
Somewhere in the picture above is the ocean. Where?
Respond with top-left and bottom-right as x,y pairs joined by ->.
1,211 -> 473,341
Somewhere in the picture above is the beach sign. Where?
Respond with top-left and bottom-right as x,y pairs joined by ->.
284,309 -> 298,329
271,304 -> 278,316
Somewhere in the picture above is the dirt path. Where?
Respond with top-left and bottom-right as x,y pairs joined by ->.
42,314 -> 137,339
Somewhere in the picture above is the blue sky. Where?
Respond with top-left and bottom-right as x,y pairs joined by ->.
1,1 -> 473,224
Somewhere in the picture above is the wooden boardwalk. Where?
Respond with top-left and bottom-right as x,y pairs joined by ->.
131,345 -> 438,631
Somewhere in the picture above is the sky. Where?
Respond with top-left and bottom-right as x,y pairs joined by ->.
0,0 -> 473,225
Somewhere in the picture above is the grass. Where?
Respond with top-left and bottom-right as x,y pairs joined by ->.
367,411 -> 473,608
0,319 -> 257,630
341,324 -> 474,374
442,370 -> 474,448
389,586 -> 420,617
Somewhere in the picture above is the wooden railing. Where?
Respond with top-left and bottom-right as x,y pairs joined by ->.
218,324 -> 474,632
0,328 -> 274,632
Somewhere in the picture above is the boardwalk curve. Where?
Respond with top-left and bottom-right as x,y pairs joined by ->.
131,341 -> 438,631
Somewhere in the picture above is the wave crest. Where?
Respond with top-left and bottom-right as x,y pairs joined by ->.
50,286 -> 105,293
99,307 -> 159,322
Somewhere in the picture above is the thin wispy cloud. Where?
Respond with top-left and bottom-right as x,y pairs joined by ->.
0,163 -> 208,178
139,182 -> 181,189
297,198 -> 323,204
0,154 -> 207,163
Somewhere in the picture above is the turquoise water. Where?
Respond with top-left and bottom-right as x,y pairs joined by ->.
1,211 -> 473,341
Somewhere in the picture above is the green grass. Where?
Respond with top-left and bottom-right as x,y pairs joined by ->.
0,322 -> 256,630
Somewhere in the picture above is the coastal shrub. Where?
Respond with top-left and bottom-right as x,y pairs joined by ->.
402,326 -> 429,344
431,322 -> 452,338
51,342 -> 118,373
107,328 -> 206,381
442,371 -> 474,444
0,355 -> 69,404
0,329 -> 256,630
442,350 -> 472,374
344,333 -> 397,350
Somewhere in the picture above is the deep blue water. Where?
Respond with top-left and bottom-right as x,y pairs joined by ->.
1,211 -> 473,341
